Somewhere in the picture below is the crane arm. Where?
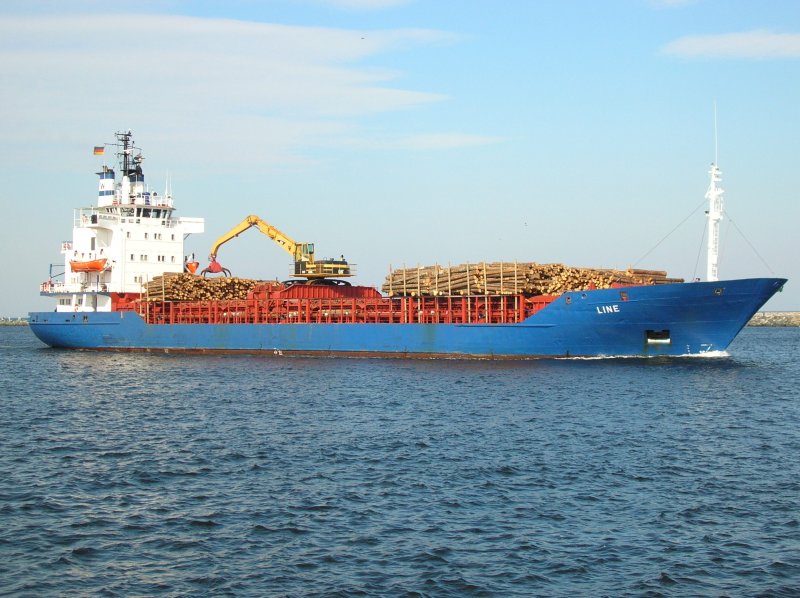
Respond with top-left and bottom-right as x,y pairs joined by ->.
209,215 -> 308,261
205,214 -> 350,280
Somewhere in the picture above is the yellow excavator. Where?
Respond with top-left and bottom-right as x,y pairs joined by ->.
202,215 -> 352,281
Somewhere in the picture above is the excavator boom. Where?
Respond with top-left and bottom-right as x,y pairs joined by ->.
206,214 -> 352,279
210,215 -> 300,260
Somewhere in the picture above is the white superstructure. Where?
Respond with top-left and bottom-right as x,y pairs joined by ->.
705,162 -> 724,282
41,131 -> 204,312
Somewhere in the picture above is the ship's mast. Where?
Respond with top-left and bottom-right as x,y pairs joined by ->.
705,163 -> 724,281
113,130 -> 146,203
116,130 -> 133,201
705,103 -> 723,282
119,130 -> 132,173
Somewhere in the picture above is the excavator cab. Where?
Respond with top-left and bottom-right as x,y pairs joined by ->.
294,256 -> 351,278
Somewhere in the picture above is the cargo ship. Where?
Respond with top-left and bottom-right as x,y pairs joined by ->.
28,131 -> 786,358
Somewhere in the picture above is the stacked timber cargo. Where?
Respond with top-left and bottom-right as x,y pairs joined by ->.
143,273 -> 265,301
382,263 -> 683,297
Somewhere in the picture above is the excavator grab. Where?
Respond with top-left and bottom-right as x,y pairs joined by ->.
200,254 -> 231,278
202,215 -> 352,281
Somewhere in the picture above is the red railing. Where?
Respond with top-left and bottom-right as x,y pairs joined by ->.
139,294 -> 557,325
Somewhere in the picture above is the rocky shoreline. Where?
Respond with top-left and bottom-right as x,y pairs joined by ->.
747,312 -> 800,327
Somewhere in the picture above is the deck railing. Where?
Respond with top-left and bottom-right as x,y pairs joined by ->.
140,294 -> 555,325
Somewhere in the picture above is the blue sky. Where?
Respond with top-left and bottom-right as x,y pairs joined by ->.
1,0 -> 798,316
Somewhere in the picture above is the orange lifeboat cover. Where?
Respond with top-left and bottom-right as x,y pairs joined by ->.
70,258 -> 108,272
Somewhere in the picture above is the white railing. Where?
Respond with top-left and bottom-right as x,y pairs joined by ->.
40,280 -> 68,293
40,280 -> 112,294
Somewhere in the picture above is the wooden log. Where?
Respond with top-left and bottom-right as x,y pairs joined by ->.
383,261 -> 683,297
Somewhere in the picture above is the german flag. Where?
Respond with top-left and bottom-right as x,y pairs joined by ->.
93,146 -> 105,156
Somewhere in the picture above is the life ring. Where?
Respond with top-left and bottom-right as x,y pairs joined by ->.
74,304 -> 79,312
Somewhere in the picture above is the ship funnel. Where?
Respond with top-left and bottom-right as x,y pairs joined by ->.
128,153 -> 145,197
97,165 -> 115,207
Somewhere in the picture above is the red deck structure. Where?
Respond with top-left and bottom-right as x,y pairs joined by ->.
123,284 -> 558,325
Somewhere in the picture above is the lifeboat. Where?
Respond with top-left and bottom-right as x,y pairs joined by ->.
70,258 -> 108,272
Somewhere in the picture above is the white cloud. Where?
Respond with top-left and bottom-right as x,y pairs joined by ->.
313,131 -> 504,152
648,0 -> 696,8
395,133 -> 505,150
662,29 -> 800,59
0,14 -> 457,169
314,0 -> 413,8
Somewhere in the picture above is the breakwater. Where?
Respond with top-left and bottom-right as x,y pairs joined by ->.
748,312 -> 800,326
0,319 -> 28,326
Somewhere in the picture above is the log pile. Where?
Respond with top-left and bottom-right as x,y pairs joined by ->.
142,273 -> 263,301
382,263 -> 683,297
140,263 -> 685,301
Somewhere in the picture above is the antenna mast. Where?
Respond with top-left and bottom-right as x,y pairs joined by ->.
705,103 -> 723,281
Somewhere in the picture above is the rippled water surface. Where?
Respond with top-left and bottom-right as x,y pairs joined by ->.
1,326 -> 799,596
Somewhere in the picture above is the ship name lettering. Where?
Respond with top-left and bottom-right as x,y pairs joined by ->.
596,304 -> 620,314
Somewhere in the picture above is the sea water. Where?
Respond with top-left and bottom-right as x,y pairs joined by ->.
1,326 -> 798,596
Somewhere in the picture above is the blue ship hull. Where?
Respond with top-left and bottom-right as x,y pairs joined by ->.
29,278 -> 786,358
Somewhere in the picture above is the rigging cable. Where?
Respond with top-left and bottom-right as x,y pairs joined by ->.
632,200 -> 706,268
723,210 -> 776,275
692,218 -> 706,282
